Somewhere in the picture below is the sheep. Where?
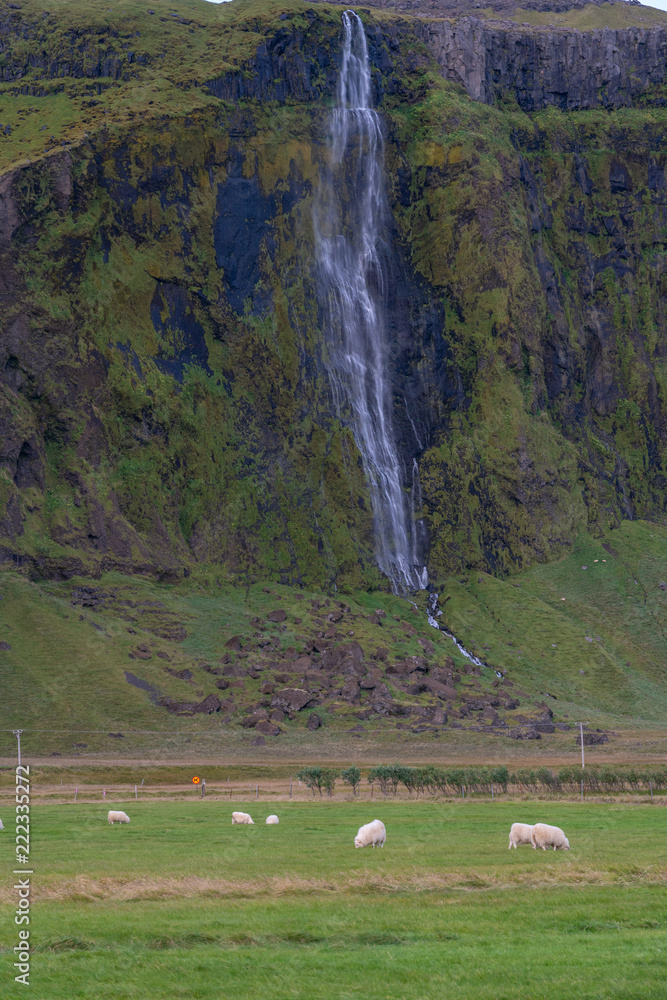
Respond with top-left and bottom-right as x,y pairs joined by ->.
231,811 -> 254,825
0,817 -> 4,830
531,823 -> 570,851
265,814 -> 279,824
508,822 -> 535,849
107,810 -> 130,825
354,819 -> 386,848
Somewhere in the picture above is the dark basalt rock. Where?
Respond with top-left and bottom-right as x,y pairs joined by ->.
255,719 -> 281,736
270,688 -> 313,712
581,731 -> 609,745
421,18 -> 667,111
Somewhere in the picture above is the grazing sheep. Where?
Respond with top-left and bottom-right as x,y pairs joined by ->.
531,823 -> 570,851
0,817 -> 4,830
107,810 -> 130,825
231,811 -> 254,825
354,819 -> 386,849
266,815 -> 279,825
508,822 -> 535,849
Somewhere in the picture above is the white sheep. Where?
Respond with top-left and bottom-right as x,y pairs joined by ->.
231,811 -> 254,825
508,822 -> 535,849
531,823 -> 570,851
354,819 -> 386,848
0,817 -> 4,830
265,814 -> 279,824
107,810 -> 130,825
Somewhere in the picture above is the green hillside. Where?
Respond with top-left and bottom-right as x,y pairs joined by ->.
1,519 -> 664,758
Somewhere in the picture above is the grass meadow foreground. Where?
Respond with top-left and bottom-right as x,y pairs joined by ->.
1,799 -> 666,998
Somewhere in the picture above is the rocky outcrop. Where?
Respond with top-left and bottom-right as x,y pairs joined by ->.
421,19 -> 667,109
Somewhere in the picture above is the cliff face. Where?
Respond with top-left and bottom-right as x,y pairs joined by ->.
422,19 -> 667,110
0,0 -> 666,588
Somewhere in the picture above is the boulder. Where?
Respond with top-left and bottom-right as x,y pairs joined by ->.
288,654 -> 312,672
581,732 -> 609,745
337,641 -> 364,664
424,678 -> 456,700
166,667 -> 192,680
193,694 -> 222,714
306,712 -> 322,730
340,657 -> 365,678
0,641 -> 11,651
404,655 -> 429,673
225,635 -> 242,651
222,664 -> 247,677
267,609 -> 287,623
417,637 -> 435,656
270,688 -> 313,712
431,707 -> 448,725
215,678 -> 229,690
504,698 -> 520,710
255,719 -> 281,736
509,727 -> 541,740
340,678 -> 361,702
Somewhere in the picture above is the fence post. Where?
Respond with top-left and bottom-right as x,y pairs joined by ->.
491,783 -> 494,800
461,785 -> 464,800
290,779 -> 293,799
201,779 -> 206,799
256,784 -> 258,799
581,778 -> 584,802
75,787 -> 78,802
141,779 -> 144,788
649,780 -> 653,802
135,785 -> 137,800
371,782 -> 374,799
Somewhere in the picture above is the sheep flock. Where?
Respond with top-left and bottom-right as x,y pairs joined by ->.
105,809 -> 572,854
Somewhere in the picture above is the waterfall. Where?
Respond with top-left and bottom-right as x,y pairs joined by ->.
314,10 -> 428,594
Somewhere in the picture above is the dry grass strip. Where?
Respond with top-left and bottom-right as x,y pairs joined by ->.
3,866 -> 664,904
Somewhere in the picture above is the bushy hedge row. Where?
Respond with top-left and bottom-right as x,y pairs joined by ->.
366,764 -> 667,796
367,765 -> 510,795
296,764 -> 667,797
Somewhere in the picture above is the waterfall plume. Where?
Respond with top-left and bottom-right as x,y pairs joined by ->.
314,10 -> 427,593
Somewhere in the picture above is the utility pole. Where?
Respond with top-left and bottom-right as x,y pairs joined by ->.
578,722 -> 589,801
12,730 -> 23,769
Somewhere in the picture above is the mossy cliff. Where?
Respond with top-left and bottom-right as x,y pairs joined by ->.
0,0 -> 665,589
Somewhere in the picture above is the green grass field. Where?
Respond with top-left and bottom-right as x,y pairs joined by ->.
1,800 -> 665,998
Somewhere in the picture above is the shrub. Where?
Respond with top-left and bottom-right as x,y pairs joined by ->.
341,766 -> 361,795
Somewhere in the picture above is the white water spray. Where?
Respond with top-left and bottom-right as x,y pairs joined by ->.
314,10 -> 427,593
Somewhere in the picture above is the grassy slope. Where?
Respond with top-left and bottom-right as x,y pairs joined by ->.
511,2 -> 667,27
0,519 -> 665,755
0,0 -> 374,173
0,800 -> 665,999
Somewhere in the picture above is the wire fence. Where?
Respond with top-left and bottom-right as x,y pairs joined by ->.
0,728 -> 665,805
